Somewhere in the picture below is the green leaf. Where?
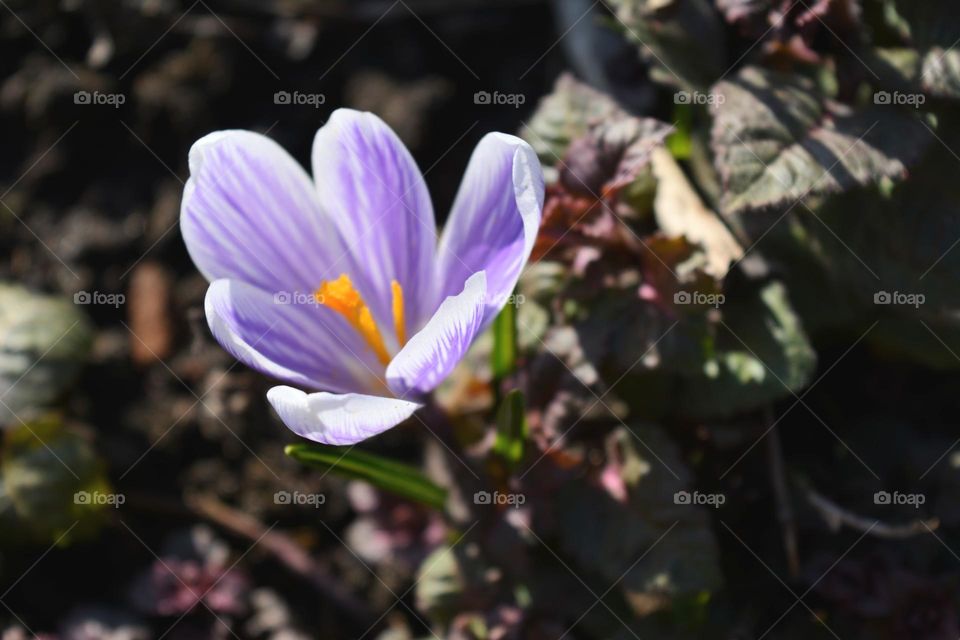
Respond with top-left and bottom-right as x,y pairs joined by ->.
869,47 -> 960,100
763,122 -> 960,369
921,48 -> 960,98
521,73 -> 670,197
896,3 -> 960,98
491,300 -> 517,381
284,443 -> 447,510
710,66 -> 930,214
521,73 -> 628,162
493,389 -> 527,468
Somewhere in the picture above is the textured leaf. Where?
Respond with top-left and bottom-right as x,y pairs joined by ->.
921,48 -> 960,99
672,280 -> 816,417
870,47 -> 960,100
763,126 -> 960,369
870,4 -> 960,97
559,114 -> 672,197
711,66 -> 930,214
284,444 -> 447,510
521,73 -> 628,163
574,276 -> 816,420
0,283 -> 93,426
521,71 -> 813,418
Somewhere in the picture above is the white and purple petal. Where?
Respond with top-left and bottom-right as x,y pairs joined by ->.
435,133 -> 544,327
312,110 -> 437,343
182,130 -> 352,295
267,385 -> 421,445
386,271 -> 487,397
205,279 -> 384,395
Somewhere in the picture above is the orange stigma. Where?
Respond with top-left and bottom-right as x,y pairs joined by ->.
316,274 -> 390,365
391,279 -> 407,348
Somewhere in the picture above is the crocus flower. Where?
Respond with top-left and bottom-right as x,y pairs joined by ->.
181,109 -> 544,445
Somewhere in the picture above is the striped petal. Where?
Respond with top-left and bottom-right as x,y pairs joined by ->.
312,109 -> 437,339
182,130 -> 352,295
267,385 -> 421,445
436,133 -> 544,328
205,279 -> 384,394
386,271 -> 487,397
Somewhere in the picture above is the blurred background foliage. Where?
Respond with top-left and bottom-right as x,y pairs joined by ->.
2,0 -> 960,638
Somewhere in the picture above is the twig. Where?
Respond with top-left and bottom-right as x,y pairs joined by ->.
806,488 -> 940,539
766,408 -> 800,578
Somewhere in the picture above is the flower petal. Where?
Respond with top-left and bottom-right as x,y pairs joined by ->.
436,133 -> 544,327
205,279 -> 384,394
386,271 -> 486,397
267,385 -> 421,445
312,109 -> 436,339
182,130 -> 351,294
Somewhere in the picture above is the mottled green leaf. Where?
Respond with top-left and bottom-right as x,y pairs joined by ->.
521,73 -> 627,163
564,246 -> 814,419
763,126 -> 960,369
523,74 -> 670,194
675,280 -> 816,417
870,47 -> 960,100
921,48 -> 960,99
711,66 -> 930,214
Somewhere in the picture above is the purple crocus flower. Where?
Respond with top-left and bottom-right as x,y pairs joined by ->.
181,109 -> 544,445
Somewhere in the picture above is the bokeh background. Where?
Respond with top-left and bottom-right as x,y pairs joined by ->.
3,1 -> 960,639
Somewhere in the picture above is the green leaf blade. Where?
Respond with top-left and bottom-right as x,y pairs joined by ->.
491,299 -> 517,381
284,444 -> 447,511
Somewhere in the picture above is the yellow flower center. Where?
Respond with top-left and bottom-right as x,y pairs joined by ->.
316,274 -> 407,365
